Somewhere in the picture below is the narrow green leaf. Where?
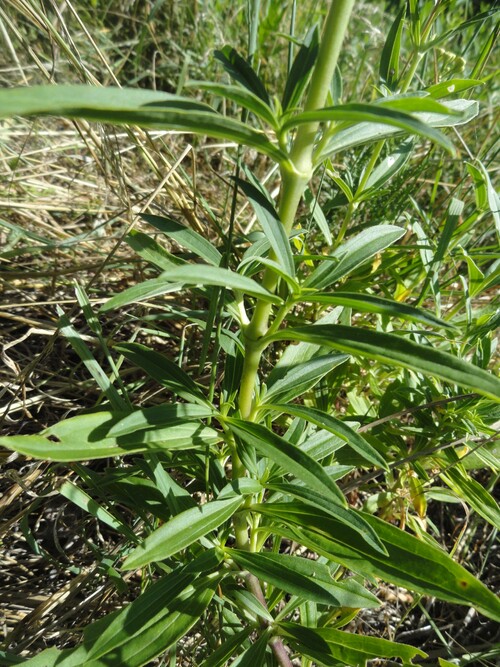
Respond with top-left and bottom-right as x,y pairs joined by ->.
228,588 -> 274,623
228,550 -> 380,608
230,633 -> 269,667
59,481 -> 136,541
379,4 -> 406,89
319,99 -> 478,156
125,229 -> 180,271
140,213 -> 223,266
264,354 -> 349,404
466,161 -> 500,237
440,466 -> 500,531
259,502 -> 500,622
426,78 -> 484,98
283,102 -> 456,155
239,255 -> 299,292
0,84 -> 286,162
186,81 -> 277,127
424,8 -> 499,50
24,564 -> 222,667
236,178 -> 295,278
298,291 -> 454,329
267,325 -> 500,402
267,309 -> 343,383
0,411 -> 219,462
122,496 -> 244,569
277,623 -> 426,666
214,46 -> 271,104
362,139 -> 413,193
199,628 -> 253,667
265,404 -> 387,470
115,342 -> 211,406
107,403 -> 213,437
156,264 -> 282,303
226,419 -> 346,508
303,225 -> 404,289
265,483 -> 386,554
99,276 -> 184,312
304,186 -> 333,244
282,26 -> 319,111
57,309 -> 126,410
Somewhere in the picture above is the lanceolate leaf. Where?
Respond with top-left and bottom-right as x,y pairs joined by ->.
99,277 -> 184,311
141,214 -> 223,266
282,25 -> 320,111
362,139 -> 414,193
426,78 -> 484,98
226,419 -> 346,507
319,99 -> 478,156
186,81 -> 277,128
282,102 -> 456,154
236,178 -> 295,277
265,404 -> 388,470
106,403 -> 214,437
440,466 -> 500,531
267,325 -> 500,402
228,550 -> 380,609
0,411 -> 219,462
379,4 -> 406,89
0,85 -> 286,162
214,46 -> 271,105
199,628 -> 253,667
157,264 -> 282,303
23,565 -> 222,667
125,229 -> 181,271
303,225 -> 405,289
258,502 -> 500,622
265,483 -> 386,554
263,354 -> 349,404
115,342 -> 211,406
298,291 -> 454,329
277,623 -> 426,666
122,496 -> 244,569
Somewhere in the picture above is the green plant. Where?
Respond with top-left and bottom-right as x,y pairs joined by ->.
1,1 -> 499,665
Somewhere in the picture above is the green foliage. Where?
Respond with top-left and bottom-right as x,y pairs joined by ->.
1,1 -> 499,665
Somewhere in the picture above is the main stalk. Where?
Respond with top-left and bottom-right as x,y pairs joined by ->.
238,0 -> 356,420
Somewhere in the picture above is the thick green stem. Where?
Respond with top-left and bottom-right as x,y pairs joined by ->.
237,0 -> 355,420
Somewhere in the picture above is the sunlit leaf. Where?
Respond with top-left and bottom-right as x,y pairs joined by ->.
263,354 -> 348,404
226,419 -> 346,507
0,84 -> 285,162
258,502 -> 500,621
236,177 -> 295,278
0,411 -> 219,462
297,291 -> 454,329
303,225 -> 405,289
154,264 -> 282,303
277,623 -> 426,666
283,101 -> 457,154
122,496 -> 244,569
267,325 -> 500,402
140,213 -> 223,265
228,550 -> 380,608
264,404 -> 387,470
318,99 -> 478,156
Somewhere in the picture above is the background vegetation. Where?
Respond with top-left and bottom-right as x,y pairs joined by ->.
0,0 -> 498,665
